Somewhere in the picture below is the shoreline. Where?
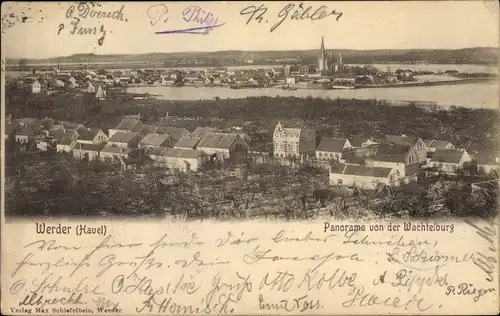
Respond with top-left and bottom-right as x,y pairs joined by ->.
354,77 -> 497,89
125,76 -> 497,91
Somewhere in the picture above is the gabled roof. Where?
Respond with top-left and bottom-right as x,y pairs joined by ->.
78,128 -> 102,141
162,148 -> 204,159
139,125 -> 160,135
108,132 -> 138,143
49,129 -> 73,141
428,139 -> 454,149
330,162 -> 347,174
101,146 -> 131,155
16,126 -> 33,136
373,143 -> 410,163
197,133 -> 239,149
317,137 -> 348,153
64,122 -> 84,130
431,149 -> 466,164
350,137 -> 370,147
139,133 -> 171,146
385,135 -> 421,147
149,147 -> 167,156
174,135 -> 202,148
343,164 -> 394,178
330,162 -> 393,178
59,138 -> 76,146
192,127 -> 218,137
475,150 -> 500,165
156,126 -> 189,140
115,119 -> 142,131
19,117 -> 39,126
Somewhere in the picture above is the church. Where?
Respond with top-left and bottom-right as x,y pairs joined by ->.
318,37 -> 344,75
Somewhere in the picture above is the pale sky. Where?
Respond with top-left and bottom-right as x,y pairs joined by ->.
2,1 -> 499,59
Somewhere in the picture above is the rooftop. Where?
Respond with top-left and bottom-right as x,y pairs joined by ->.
197,133 -> 239,149
431,149 -> 466,164
175,135 -> 202,148
330,162 -> 393,178
139,133 -> 171,146
317,137 -> 348,153
162,148 -> 204,159
115,118 -> 142,131
108,132 -> 139,143
77,128 -> 101,141
373,143 -> 410,163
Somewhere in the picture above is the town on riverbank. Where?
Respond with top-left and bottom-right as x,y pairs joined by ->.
6,37 -> 498,93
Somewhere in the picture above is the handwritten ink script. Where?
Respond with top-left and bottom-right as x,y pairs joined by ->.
2,221 -> 498,314
240,3 -> 343,32
58,3 -> 128,46
147,4 -> 224,35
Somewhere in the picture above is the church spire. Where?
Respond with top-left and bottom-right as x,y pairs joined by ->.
321,36 -> 325,51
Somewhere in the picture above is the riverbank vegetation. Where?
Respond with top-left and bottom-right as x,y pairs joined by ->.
6,90 -> 499,152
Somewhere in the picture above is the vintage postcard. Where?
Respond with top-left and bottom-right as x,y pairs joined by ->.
1,1 -> 499,315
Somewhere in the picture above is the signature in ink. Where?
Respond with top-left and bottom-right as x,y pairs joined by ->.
152,5 -> 225,35
240,3 -> 343,32
147,4 -> 169,26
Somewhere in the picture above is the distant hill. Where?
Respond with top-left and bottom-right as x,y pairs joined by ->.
7,47 -> 499,68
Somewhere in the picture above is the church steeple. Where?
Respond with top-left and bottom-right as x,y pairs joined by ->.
318,37 -> 328,72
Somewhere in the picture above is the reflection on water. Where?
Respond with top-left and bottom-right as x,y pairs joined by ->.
127,82 -> 500,109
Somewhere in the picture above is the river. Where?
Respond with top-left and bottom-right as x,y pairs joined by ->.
127,81 -> 499,109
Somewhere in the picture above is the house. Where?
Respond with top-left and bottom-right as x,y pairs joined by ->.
428,149 -> 472,173
351,136 -> 378,148
385,135 -> 428,164
149,147 -> 206,172
174,135 -> 202,150
424,139 -> 455,152
108,119 -> 143,138
366,143 -> 419,177
73,143 -> 103,160
272,121 -> 316,160
63,122 -> 85,132
32,80 -> 41,93
18,117 -> 40,127
56,138 -> 77,153
35,136 -> 51,152
76,128 -> 108,145
192,127 -> 218,137
155,126 -> 190,142
49,129 -> 79,144
329,163 -> 398,190
137,124 -> 160,136
196,133 -> 248,164
15,126 -> 33,143
316,137 -> 352,161
100,146 -> 131,163
474,150 -> 500,176
139,133 -> 174,149
107,132 -> 139,149
5,121 -> 18,140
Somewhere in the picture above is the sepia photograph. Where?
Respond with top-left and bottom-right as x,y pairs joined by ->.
1,2 -> 499,316
2,1 -> 499,222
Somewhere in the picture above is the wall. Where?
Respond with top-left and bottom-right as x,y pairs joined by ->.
368,160 -> 406,177
329,173 -> 390,190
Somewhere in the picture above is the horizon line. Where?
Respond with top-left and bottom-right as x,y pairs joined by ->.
6,46 -> 498,61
